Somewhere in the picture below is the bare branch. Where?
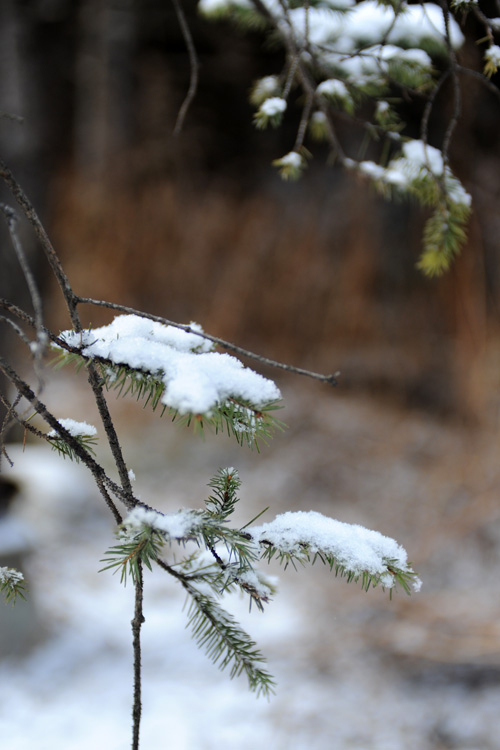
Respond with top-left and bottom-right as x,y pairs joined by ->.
75,296 -> 340,386
456,64 -> 500,103
0,353 -> 134,511
172,0 -> 199,136
131,561 -> 144,750
0,203 -> 47,386
0,161 -> 81,331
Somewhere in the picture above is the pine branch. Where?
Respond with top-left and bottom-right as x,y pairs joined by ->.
100,525 -> 166,585
52,330 -> 287,450
0,566 -> 26,605
47,431 -> 98,463
248,510 -> 422,596
183,584 -> 276,697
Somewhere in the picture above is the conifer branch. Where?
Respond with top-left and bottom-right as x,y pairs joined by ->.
0,566 -> 26,605
183,584 -> 276,697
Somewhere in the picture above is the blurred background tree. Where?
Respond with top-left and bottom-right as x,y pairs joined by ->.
1,0 -> 499,419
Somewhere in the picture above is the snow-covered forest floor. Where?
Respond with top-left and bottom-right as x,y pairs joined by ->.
1,375 -> 500,749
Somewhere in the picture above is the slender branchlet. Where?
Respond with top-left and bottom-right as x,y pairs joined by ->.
172,0 -> 200,136
131,561 -> 144,750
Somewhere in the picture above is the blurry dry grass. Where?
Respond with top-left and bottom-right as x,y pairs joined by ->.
46,167 -> 493,425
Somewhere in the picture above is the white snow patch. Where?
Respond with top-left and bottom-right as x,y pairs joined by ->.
58,315 -> 281,415
317,79 -> 350,98
124,506 -> 201,539
47,419 -> 97,438
259,97 -> 287,116
485,44 -> 500,66
249,510 -> 420,588
0,566 -> 24,585
286,1 -> 464,50
278,152 -> 303,168
401,139 -> 444,175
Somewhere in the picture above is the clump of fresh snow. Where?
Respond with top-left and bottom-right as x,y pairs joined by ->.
353,139 -> 471,209
278,152 -> 303,168
0,566 -> 24,585
317,79 -> 350,98
287,1 -> 464,51
485,44 -> 500,66
123,506 -> 202,540
401,139 -> 444,175
47,418 -> 97,438
58,315 -> 281,415
249,510 -> 421,590
183,546 -> 279,601
259,97 -> 287,116
198,0 -> 250,15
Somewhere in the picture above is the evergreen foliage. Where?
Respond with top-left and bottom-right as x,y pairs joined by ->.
0,567 -> 26,605
8,0 -> 498,738
198,0 -> 500,274
53,345 -> 286,450
97,463 -> 420,696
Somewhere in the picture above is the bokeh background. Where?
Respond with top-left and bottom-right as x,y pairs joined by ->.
1,1 -> 500,748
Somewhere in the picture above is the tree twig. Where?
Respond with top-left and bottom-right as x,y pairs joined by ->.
0,354 -> 134,511
75,296 -> 340,386
0,161 -> 80,330
131,560 -> 144,750
0,203 -> 47,386
172,0 -> 199,136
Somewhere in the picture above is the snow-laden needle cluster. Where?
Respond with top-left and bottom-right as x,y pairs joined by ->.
55,314 -> 284,449
198,0 -> 493,273
100,467 -> 420,696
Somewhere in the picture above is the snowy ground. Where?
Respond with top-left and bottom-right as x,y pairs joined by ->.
1,379 -> 500,749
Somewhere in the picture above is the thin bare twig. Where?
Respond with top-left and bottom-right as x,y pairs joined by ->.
172,0 -> 199,136
0,164 -> 136,502
420,69 -> 450,147
456,64 -> 500,103
0,205 -> 44,335
0,204 -> 47,385
75,296 -> 340,386
0,353 -> 134,512
0,315 -> 33,350
0,392 -> 22,468
0,161 -> 80,330
439,0 -> 461,167
131,561 -> 144,750
294,90 -> 314,152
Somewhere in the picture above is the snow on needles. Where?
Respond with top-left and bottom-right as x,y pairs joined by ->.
48,418 -> 97,438
249,510 -> 422,590
59,315 -> 281,415
124,506 -> 201,540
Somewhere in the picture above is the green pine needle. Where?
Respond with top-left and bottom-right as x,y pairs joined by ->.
47,431 -> 98,462
0,568 -> 27,605
184,585 -> 276,697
